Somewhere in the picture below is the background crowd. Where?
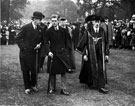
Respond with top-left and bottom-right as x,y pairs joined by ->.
1,14 -> 135,51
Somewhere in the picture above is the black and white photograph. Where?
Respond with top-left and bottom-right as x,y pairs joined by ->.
0,0 -> 135,105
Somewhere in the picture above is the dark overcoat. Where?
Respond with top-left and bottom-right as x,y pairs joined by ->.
44,26 -> 72,74
65,26 -> 76,69
77,26 -> 109,89
15,22 -> 44,70
9,25 -> 16,44
15,22 -> 44,89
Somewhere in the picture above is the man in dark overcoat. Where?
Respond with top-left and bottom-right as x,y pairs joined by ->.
59,17 -> 76,73
15,11 -> 45,94
38,22 -> 48,73
8,24 -> 16,45
104,17 -> 113,49
77,15 -> 109,94
44,15 -> 72,95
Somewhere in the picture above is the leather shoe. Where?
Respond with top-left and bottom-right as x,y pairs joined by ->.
25,89 -> 31,94
60,89 -> 70,96
48,89 -> 55,94
99,88 -> 108,94
68,69 -> 74,73
31,86 -> 38,92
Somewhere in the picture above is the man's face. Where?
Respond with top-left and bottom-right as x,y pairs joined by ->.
92,20 -> 100,28
34,18 -> 42,25
105,19 -> 109,24
51,18 -> 58,27
59,21 -> 66,27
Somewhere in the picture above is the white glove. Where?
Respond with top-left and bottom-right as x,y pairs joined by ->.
105,55 -> 109,62
48,52 -> 53,58
83,55 -> 88,61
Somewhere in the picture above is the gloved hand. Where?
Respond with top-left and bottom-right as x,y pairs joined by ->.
83,55 -> 88,61
105,55 -> 109,62
48,52 -> 53,58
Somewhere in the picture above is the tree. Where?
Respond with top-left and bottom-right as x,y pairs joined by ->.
76,0 -> 135,20
24,0 -> 78,22
1,0 -> 29,23
43,0 -> 79,22
120,0 -> 135,19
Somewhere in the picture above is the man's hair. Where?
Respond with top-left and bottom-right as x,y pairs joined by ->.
51,14 -> 60,20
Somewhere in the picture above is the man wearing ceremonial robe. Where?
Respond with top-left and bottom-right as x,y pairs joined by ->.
77,15 -> 109,94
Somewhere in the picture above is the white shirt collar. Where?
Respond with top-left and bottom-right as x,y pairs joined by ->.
32,21 -> 37,29
54,25 -> 59,30
93,27 -> 99,33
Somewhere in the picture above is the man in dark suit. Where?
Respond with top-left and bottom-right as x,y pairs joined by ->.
44,14 -> 72,96
59,17 -> 76,73
16,11 -> 45,94
104,17 -> 113,49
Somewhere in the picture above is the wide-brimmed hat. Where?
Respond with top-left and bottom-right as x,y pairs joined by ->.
32,11 -> 45,19
85,15 -> 94,23
91,15 -> 102,21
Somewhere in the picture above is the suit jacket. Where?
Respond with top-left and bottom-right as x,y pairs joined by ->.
15,22 -> 44,57
44,26 -> 73,70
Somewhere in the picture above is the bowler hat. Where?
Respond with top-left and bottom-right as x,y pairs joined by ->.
32,11 -> 45,19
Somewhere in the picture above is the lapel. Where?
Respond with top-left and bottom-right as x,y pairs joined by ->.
28,23 -> 42,39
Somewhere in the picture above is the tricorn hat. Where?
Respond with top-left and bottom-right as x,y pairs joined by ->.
32,11 -> 45,19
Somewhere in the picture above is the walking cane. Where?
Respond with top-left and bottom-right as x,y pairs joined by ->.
102,38 -> 108,84
47,57 -> 53,95
35,49 -> 39,87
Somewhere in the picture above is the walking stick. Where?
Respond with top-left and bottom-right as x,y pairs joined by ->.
47,57 -> 53,95
102,38 -> 108,84
35,49 -> 39,87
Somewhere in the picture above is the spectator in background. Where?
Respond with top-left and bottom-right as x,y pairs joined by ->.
130,23 -> 135,50
104,17 -> 114,50
59,17 -> 76,73
8,23 -> 16,45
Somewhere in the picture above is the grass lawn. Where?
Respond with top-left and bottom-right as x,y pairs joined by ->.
0,45 -> 135,106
